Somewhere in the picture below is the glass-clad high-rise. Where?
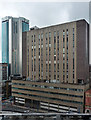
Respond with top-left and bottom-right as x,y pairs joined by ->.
2,16 -> 29,76
2,19 -> 9,63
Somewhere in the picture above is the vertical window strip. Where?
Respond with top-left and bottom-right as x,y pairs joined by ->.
66,29 -> 68,81
63,30 -> 65,82
73,28 -> 75,82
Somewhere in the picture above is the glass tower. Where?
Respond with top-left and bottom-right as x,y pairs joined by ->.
2,16 -> 29,76
2,20 -> 9,63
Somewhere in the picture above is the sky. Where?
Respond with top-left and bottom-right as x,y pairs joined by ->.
0,2 -> 89,63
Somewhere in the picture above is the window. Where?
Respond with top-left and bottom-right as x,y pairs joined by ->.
54,49 -> 56,55
57,31 -> 59,61
46,33 -> 48,44
67,74 -> 68,79
73,74 -> 74,79
54,56 -> 56,61
32,60 -> 33,71
63,30 -> 65,36
63,54 -> 65,60
39,34 -> 40,45
54,31 -> 56,50
57,75 -> 59,78
39,48 -> 40,55
41,48 -> 43,56
67,54 -> 68,61
67,63 -> 68,69
57,31 -> 59,39
41,33 -> 43,39
66,29 -> 68,36
73,58 -> 74,69
45,33 -> 48,39
49,64 -> 51,72
32,35 -> 33,45
54,75 -> 56,79
63,63 -> 65,69
49,74 -> 51,78
66,29 -> 68,51
16,22 -> 17,33
57,64 -> 59,72
63,75 -> 65,81
41,33 -> 43,45
32,49 -> 33,57
41,64 -> 43,71
34,59 -> 36,71
63,48 -> 65,53
73,28 -> 75,81
49,32 -> 51,38
49,47 -> 51,55
34,35 -> 36,45
46,64 -> 48,72
39,74 -> 40,77
34,49 -> 36,56
13,21 -> 15,33
49,32 -> 51,44
73,28 -> 74,48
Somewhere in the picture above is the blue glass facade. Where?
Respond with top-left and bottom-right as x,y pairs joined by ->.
2,17 -> 29,76
22,22 -> 29,32
2,21 -> 9,64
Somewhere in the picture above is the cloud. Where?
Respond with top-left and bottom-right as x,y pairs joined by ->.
0,2 -> 89,62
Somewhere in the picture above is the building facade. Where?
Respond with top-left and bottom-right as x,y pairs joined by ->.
26,19 -> 89,84
2,16 -> 29,76
85,89 -> 91,113
0,63 -> 8,82
89,65 -> 91,86
11,19 -> 90,113
12,79 -> 89,113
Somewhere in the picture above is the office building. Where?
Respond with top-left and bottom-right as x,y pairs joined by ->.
0,63 -> 8,82
12,19 -> 90,113
2,16 -> 29,76
12,79 -> 89,113
0,63 -> 10,99
26,19 -> 89,84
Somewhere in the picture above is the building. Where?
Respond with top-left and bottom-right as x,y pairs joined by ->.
22,32 -> 27,77
85,89 -> 91,113
12,19 -> 90,113
89,65 -> 91,86
12,79 -> 89,113
0,63 -> 10,99
2,16 -> 29,76
0,63 -> 8,82
2,80 -> 11,99
26,19 -> 89,84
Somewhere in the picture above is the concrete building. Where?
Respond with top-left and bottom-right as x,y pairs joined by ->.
2,16 -> 29,76
22,32 -> 27,77
12,79 -> 89,113
0,63 -> 8,82
11,19 -> 90,113
0,63 -> 10,99
85,89 -> 91,113
89,65 -> 91,86
26,19 -> 89,84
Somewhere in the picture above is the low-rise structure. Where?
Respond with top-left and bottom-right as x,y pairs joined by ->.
0,63 -> 8,82
85,89 -> 91,113
12,79 -> 89,113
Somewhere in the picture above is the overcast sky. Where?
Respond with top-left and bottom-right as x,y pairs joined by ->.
0,2 -> 89,63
